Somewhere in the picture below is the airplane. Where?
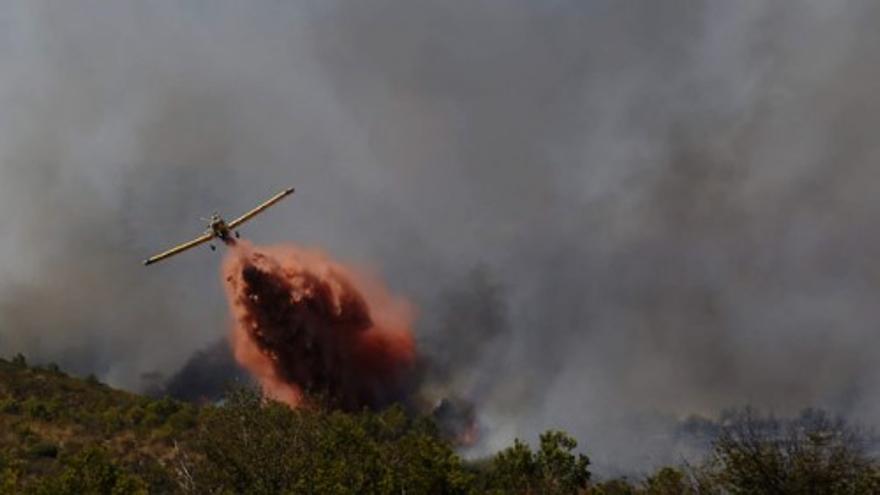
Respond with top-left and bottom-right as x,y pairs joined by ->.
143,187 -> 295,266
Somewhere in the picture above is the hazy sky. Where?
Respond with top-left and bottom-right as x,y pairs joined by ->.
2,1 -> 880,473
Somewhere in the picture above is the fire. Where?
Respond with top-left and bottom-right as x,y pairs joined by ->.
222,241 -> 417,410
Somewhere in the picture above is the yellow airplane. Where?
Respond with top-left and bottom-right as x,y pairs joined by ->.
143,187 -> 295,266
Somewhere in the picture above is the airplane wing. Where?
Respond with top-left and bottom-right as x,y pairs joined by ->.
143,232 -> 214,266
228,187 -> 295,230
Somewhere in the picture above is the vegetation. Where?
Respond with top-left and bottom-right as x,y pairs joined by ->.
1,356 -> 878,494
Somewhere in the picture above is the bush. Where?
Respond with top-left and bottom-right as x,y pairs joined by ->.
587,478 -> 637,494
124,405 -> 146,427
27,442 -> 58,459
0,398 -> 21,415
143,397 -> 181,428
22,398 -> 52,421
642,467 -> 694,495
25,447 -> 147,495
1,467 -> 20,494
166,404 -> 198,432
101,407 -> 125,433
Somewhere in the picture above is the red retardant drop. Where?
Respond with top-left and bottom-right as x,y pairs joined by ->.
222,241 -> 417,411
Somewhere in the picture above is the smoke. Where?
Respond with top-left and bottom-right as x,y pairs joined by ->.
149,339 -> 250,402
2,0 -> 880,473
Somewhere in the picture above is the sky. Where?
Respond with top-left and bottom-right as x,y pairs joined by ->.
1,0 -> 880,473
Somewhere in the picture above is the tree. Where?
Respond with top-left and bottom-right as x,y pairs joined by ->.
482,430 -> 590,494
642,467 -> 694,495
586,478 -> 636,495
705,407 -> 880,494
536,431 -> 592,493
483,439 -> 538,494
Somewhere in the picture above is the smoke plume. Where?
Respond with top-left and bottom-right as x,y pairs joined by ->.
2,0 -> 880,474
150,339 -> 250,402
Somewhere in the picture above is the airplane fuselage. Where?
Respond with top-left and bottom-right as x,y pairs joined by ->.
208,215 -> 235,243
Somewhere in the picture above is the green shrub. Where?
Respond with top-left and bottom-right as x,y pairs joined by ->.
166,405 -> 197,432
0,398 -> 21,415
101,407 -> 125,433
25,447 -> 147,495
143,397 -> 180,427
1,466 -> 20,494
124,405 -> 146,426
22,399 -> 52,421
587,478 -> 637,494
27,442 -> 58,459
643,467 -> 694,494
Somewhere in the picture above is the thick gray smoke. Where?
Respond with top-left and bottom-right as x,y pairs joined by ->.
2,0 -> 880,473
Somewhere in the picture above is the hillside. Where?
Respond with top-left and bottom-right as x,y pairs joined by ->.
2,355 -> 878,494
0,355 -> 588,494
0,355 -> 194,492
